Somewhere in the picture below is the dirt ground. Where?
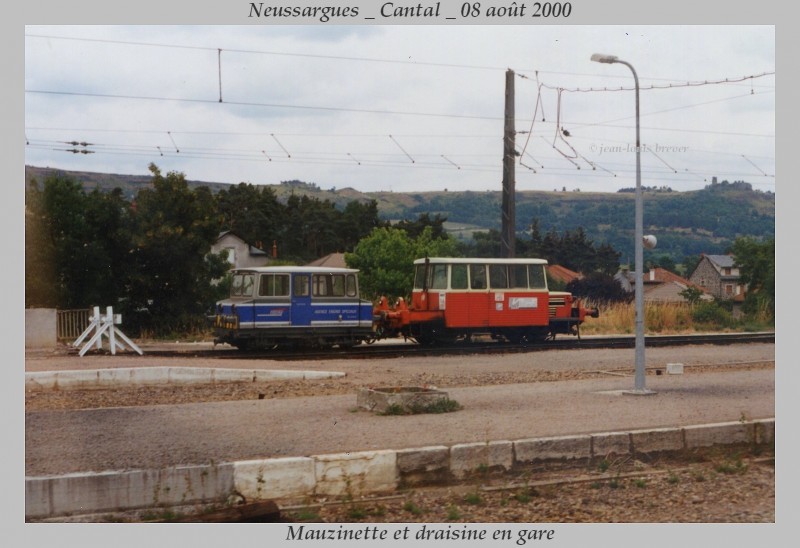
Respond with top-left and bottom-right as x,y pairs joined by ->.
25,342 -> 776,523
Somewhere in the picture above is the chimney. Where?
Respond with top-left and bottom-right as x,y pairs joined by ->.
272,240 -> 278,258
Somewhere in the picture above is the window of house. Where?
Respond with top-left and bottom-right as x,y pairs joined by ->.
224,247 -> 236,265
725,284 -> 734,295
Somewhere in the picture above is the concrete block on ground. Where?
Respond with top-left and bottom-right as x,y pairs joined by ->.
26,308 -> 57,348
25,372 -> 56,391
630,427 -> 685,454
514,435 -> 592,465
754,419 -> 775,445
234,457 -> 315,500
168,367 -> 214,384
50,370 -> 99,390
212,368 -> 257,383
450,441 -> 513,479
313,450 -> 397,496
683,421 -> 754,448
592,431 -> 631,459
396,446 -> 450,486
26,464 -> 234,519
253,369 -> 346,382
666,363 -> 684,374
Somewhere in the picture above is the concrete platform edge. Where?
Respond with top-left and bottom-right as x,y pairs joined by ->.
25,418 -> 775,520
25,367 -> 346,391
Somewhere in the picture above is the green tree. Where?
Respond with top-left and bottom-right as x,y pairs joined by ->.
338,199 -> 385,251
678,286 -> 704,305
730,237 -> 775,320
395,212 -> 448,240
216,183 -> 284,248
345,226 -> 459,301
25,175 -> 133,309
126,164 -> 228,334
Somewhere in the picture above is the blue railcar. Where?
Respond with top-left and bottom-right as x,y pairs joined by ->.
212,266 -> 375,350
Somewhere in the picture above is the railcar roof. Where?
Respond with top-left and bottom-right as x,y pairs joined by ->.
413,257 -> 548,265
230,266 -> 359,274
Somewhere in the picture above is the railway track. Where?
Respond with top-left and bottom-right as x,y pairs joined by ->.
130,331 -> 774,361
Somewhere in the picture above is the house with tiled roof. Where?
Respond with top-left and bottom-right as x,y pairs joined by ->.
615,267 -> 711,303
306,252 -> 347,269
688,254 -> 746,301
545,264 -> 582,285
210,231 -> 272,269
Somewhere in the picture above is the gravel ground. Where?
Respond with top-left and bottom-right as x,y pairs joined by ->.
25,342 -> 776,523
286,447 -> 775,523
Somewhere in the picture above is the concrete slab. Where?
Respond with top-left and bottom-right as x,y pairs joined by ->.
233,457 -> 315,500
514,435 -> 592,464
25,367 -> 346,391
396,446 -> 450,486
450,441 -> 513,479
312,450 -> 397,496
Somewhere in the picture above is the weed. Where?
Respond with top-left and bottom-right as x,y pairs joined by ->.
514,492 -> 532,503
403,501 -> 424,516
446,504 -> 461,520
666,473 -> 680,485
693,471 -> 706,482
715,459 -> 748,475
598,459 -> 610,473
293,509 -> 320,521
379,398 -> 462,416
463,491 -> 483,505
633,479 -> 647,489
380,403 -> 407,415
347,506 -> 368,519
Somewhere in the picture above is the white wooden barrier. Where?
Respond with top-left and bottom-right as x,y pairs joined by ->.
72,306 -> 143,356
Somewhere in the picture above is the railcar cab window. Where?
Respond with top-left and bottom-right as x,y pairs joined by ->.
451,264 -> 468,290
489,265 -> 509,289
413,264 -> 450,291
231,273 -> 255,297
312,273 -> 358,297
294,274 -> 310,297
258,274 -> 290,297
470,264 -> 487,290
529,265 -> 547,289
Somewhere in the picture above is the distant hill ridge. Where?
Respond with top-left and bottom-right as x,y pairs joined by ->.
25,165 -> 774,260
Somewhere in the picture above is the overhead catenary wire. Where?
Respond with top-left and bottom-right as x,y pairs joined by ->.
24,32 -> 775,192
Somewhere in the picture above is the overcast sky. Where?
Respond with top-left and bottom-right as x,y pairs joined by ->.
24,24 -> 774,194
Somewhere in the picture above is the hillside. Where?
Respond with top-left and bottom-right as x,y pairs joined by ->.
25,165 -> 775,261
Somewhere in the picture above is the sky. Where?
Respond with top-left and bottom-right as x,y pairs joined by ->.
24,24 -> 775,194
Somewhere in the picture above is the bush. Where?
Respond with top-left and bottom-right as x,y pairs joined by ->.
691,301 -> 733,327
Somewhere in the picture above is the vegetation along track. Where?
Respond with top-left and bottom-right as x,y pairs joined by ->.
127,332 -> 775,362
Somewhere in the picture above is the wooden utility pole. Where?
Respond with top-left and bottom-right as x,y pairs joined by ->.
501,69 -> 516,258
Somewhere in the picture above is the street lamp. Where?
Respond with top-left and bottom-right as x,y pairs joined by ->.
591,53 -> 654,395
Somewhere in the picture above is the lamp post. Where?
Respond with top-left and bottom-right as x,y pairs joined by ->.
591,53 -> 654,395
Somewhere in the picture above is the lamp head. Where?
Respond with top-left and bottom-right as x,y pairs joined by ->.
591,53 -> 619,64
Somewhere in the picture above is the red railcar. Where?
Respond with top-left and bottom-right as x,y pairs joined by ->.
373,257 -> 598,345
